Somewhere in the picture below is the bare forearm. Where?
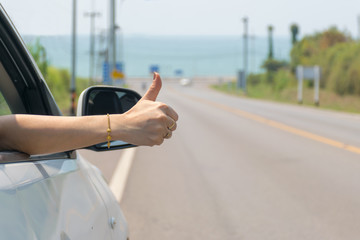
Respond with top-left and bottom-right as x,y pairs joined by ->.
0,114 -> 108,155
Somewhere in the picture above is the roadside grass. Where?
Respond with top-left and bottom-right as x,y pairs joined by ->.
212,81 -> 360,114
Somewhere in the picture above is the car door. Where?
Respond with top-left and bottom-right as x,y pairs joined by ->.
0,5 -> 125,240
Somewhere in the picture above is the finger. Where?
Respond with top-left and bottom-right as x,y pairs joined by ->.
142,72 -> 162,101
166,117 -> 177,131
164,130 -> 172,139
164,105 -> 179,122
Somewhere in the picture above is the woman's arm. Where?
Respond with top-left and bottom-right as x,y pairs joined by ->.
0,73 -> 178,155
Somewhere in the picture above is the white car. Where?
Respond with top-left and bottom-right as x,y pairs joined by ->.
0,5 -> 139,239
180,78 -> 192,86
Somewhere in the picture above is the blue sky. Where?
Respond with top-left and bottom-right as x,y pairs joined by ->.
1,0 -> 360,38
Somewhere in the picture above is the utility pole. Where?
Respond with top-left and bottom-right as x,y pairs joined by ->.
243,17 -> 248,93
358,15 -> 360,41
85,6 -> 101,84
108,0 -> 117,85
70,0 -> 77,115
250,34 -> 256,73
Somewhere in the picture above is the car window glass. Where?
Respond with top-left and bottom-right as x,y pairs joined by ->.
0,91 -> 11,115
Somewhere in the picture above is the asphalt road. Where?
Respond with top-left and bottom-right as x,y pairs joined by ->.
97,80 -> 360,240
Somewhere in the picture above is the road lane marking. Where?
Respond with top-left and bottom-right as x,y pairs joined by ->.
109,147 -> 136,203
171,88 -> 360,155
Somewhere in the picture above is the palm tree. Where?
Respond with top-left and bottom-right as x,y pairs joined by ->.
267,25 -> 274,59
290,24 -> 299,45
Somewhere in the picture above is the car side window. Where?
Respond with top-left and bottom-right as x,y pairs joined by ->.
0,91 -> 11,115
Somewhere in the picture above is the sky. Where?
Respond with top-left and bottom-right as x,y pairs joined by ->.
1,0 -> 360,38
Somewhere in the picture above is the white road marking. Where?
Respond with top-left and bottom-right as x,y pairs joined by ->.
109,147 -> 136,203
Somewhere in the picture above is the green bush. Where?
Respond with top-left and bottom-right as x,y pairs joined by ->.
46,67 -> 71,111
290,27 -> 350,70
290,27 -> 360,96
247,73 -> 265,86
46,68 -> 91,113
323,42 -> 360,95
262,59 -> 288,72
273,69 -> 295,92
27,38 -> 48,78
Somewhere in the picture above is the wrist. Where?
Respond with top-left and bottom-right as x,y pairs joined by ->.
110,114 -> 130,143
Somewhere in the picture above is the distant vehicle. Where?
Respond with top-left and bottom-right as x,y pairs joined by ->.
180,78 -> 192,86
0,5 -> 136,239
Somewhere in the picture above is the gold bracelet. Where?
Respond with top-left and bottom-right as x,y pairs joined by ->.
106,113 -> 112,149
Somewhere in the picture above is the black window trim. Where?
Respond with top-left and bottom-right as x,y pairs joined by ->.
0,5 -> 62,116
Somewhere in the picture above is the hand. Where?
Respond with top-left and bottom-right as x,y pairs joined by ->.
114,72 -> 178,146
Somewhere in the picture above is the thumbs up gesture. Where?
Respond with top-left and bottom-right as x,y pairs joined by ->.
113,72 -> 178,146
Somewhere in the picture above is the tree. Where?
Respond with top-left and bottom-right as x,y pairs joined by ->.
27,38 -> 49,78
267,25 -> 274,59
290,24 -> 299,45
261,58 -> 288,83
289,27 -> 360,95
262,59 -> 288,72
290,27 -> 350,70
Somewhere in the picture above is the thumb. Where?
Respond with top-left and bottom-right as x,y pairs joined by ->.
142,72 -> 162,101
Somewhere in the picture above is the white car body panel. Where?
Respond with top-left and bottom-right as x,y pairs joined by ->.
0,157 -> 128,239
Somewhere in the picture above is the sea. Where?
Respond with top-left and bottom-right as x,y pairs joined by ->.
22,35 -> 292,79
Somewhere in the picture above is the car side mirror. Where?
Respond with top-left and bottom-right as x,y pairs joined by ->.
77,86 -> 142,151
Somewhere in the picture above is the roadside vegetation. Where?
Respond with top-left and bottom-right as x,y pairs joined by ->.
212,26 -> 360,114
27,39 -> 91,115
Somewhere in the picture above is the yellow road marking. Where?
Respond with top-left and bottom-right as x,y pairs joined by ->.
172,89 -> 360,155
